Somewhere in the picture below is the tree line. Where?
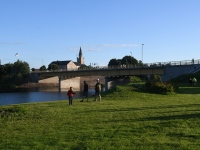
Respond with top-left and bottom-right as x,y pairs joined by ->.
0,55 -> 142,88
0,60 -> 30,87
108,55 -> 142,67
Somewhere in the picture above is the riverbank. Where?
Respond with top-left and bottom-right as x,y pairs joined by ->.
1,84 -> 200,149
17,83 -> 58,88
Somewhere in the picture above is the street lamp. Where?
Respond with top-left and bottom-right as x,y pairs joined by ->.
142,44 -> 144,63
130,52 -> 132,66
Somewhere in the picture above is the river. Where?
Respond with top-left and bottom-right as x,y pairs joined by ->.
0,88 -> 95,106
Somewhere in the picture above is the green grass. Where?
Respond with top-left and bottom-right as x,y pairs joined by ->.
1,84 -> 200,150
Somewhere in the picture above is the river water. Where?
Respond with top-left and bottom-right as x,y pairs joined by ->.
0,88 -> 95,106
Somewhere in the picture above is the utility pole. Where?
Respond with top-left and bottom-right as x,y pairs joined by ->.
130,52 -> 132,66
142,44 -> 144,63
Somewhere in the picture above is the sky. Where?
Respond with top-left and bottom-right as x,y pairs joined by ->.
0,0 -> 200,69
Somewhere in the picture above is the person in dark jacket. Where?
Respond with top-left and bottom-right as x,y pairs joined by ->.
80,81 -> 89,102
189,78 -> 193,86
94,79 -> 101,101
67,87 -> 76,106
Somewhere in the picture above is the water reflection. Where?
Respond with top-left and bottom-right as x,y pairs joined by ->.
0,89 -> 95,106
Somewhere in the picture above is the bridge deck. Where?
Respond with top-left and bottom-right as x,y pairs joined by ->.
33,67 -> 165,78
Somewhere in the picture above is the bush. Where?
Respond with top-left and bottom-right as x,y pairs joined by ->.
130,76 -> 142,82
145,81 -> 176,94
144,75 -> 177,94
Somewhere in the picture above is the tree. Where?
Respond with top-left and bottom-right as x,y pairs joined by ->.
0,65 -> 5,83
4,63 -> 14,77
108,58 -> 121,66
0,60 -> 30,85
13,60 -> 30,75
121,56 -> 138,66
48,63 -> 59,71
40,65 -> 46,71
0,65 -> 5,76
14,73 -> 23,85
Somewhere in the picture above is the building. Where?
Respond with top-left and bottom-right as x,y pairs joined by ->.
49,60 -> 77,71
48,47 -> 86,71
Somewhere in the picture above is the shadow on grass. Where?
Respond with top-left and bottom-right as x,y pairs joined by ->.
83,104 -> 200,113
177,86 -> 200,94
100,112 -> 200,124
142,113 -> 200,121
99,113 -> 200,125
166,132 -> 200,139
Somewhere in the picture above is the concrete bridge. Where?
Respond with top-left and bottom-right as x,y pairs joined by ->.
30,66 -> 164,91
30,59 -> 200,91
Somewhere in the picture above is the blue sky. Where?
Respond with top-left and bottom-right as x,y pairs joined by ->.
1,0 -> 200,69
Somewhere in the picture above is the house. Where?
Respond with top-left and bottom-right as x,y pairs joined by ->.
49,60 -> 76,71
48,47 -> 86,71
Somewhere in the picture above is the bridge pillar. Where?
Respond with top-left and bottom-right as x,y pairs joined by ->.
105,76 -> 130,91
61,77 -> 80,91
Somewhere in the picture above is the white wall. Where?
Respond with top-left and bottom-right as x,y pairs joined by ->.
61,77 -> 80,90
39,76 -> 80,90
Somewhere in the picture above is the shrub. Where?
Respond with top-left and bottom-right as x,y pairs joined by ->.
145,81 -> 176,94
130,76 -> 142,82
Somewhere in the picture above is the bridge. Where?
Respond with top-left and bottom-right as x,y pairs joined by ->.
30,59 -> 200,91
31,66 -> 164,91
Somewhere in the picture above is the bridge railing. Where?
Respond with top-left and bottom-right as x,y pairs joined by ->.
77,59 -> 200,71
32,59 -> 200,73
147,59 -> 200,67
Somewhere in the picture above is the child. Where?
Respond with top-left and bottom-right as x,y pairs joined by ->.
67,87 -> 76,106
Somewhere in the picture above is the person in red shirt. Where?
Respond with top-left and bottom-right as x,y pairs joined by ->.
67,87 -> 76,106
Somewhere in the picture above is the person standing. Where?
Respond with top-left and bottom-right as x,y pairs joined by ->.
80,81 -> 89,102
192,77 -> 197,86
67,87 -> 76,106
189,78 -> 193,86
94,79 -> 101,101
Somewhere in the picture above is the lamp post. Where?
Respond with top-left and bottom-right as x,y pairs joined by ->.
142,44 -> 144,63
130,52 -> 132,66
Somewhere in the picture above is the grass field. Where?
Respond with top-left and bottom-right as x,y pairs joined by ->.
1,83 -> 200,150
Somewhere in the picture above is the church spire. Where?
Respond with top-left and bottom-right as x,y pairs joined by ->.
79,47 -> 82,57
77,47 -> 84,64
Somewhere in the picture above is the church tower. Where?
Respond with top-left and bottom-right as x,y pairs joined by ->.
77,47 -> 84,64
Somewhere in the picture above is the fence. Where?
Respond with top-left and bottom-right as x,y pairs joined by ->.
78,59 -> 200,70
